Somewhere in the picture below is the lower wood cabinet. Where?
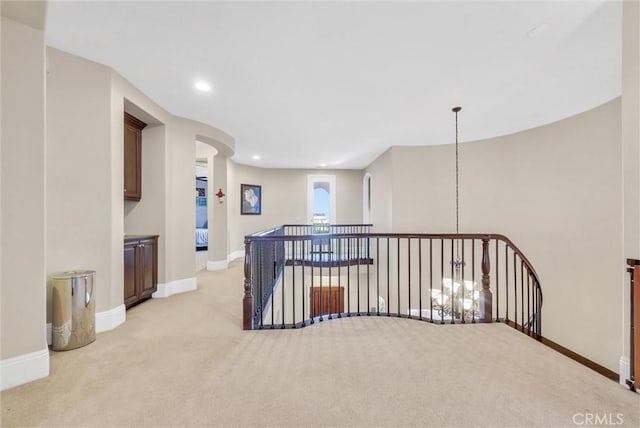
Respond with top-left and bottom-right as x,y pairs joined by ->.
124,235 -> 158,309
310,286 -> 344,318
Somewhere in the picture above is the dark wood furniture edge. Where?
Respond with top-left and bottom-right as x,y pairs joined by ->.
124,112 -> 148,129
503,320 -> 619,382
125,234 -> 159,242
626,259 -> 638,392
539,335 -> 619,382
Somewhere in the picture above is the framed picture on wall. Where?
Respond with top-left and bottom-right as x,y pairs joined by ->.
241,184 -> 261,215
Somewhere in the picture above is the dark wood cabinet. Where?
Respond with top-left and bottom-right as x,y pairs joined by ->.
310,286 -> 344,318
627,259 -> 640,391
124,235 -> 158,309
124,112 -> 146,201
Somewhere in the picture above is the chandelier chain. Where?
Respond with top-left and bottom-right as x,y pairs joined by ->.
455,110 -> 459,236
453,106 -> 461,261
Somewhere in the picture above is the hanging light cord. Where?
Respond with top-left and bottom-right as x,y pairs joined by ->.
453,106 -> 462,261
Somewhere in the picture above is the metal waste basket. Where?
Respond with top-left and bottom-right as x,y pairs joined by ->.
51,270 -> 96,351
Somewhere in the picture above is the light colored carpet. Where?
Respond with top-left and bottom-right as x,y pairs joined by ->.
1,260 -> 638,427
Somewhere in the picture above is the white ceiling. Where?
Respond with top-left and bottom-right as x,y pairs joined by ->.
45,0 -> 621,169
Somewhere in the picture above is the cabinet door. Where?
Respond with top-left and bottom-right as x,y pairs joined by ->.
124,242 -> 138,308
310,286 -> 344,317
124,113 -> 146,201
138,239 -> 158,299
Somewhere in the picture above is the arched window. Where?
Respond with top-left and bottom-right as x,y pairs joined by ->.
363,173 -> 372,224
307,175 -> 336,225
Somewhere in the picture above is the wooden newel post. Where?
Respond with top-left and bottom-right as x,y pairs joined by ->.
243,238 -> 253,330
480,237 -> 493,323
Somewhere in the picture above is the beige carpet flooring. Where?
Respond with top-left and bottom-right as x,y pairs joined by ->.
1,260 -> 639,427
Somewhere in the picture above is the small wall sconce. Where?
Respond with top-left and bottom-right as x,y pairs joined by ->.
215,188 -> 226,203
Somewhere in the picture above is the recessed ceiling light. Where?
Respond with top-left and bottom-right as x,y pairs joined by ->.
318,163 -> 327,168
194,81 -> 212,92
252,155 -> 261,160
526,23 -> 550,38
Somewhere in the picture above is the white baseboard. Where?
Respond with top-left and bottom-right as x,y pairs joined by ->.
153,277 -> 197,298
46,304 -> 126,346
0,348 -> 49,391
619,356 -> 631,387
96,304 -> 126,333
207,260 -> 228,271
206,251 -> 242,271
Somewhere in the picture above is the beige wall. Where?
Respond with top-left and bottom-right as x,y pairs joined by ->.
210,155 -> 228,262
365,149 -> 393,232
46,48 -> 113,314
372,99 -> 622,371
1,15 -> 47,360
229,163 -> 364,253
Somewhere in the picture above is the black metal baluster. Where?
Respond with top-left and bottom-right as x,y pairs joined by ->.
429,239 -> 433,322
302,239 -> 306,327
397,238 -> 401,317
527,273 -> 531,334
495,239 -> 499,322
513,251 -> 517,329
450,238 -> 455,324
319,249 -> 323,322
520,260 -> 524,331
310,241 -> 315,325
328,237 -> 332,320
347,237 -> 351,317
440,239 -> 444,324
408,238 -> 412,318
357,236 -> 361,315
367,235 -> 371,316
292,240 -> 296,328
419,239 -> 423,321
472,239 -> 477,323
461,239 -> 465,323
376,237 -> 380,315
505,245 -> 509,323
387,238 -> 390,317
271,242 -> 275,328
337,237 -> 342,318
281,241 -> 286,328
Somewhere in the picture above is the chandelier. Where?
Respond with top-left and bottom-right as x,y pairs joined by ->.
431,106 -> 479,321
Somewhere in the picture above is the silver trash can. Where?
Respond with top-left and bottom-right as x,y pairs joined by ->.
51,270 -> 96,351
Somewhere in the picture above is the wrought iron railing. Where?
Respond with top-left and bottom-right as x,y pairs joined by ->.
243,226 -> 542,338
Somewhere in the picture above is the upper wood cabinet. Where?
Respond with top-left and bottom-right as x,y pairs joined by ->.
124,112 -> 147,201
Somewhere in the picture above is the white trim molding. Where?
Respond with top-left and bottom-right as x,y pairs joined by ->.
228,250 -> 244,262
46,304 -> 126,346
96,304 -> 126,333
207,260 -> 228,271
619,356 -> 631,387
0,348 -> 49,391
153,277 -> 197,298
